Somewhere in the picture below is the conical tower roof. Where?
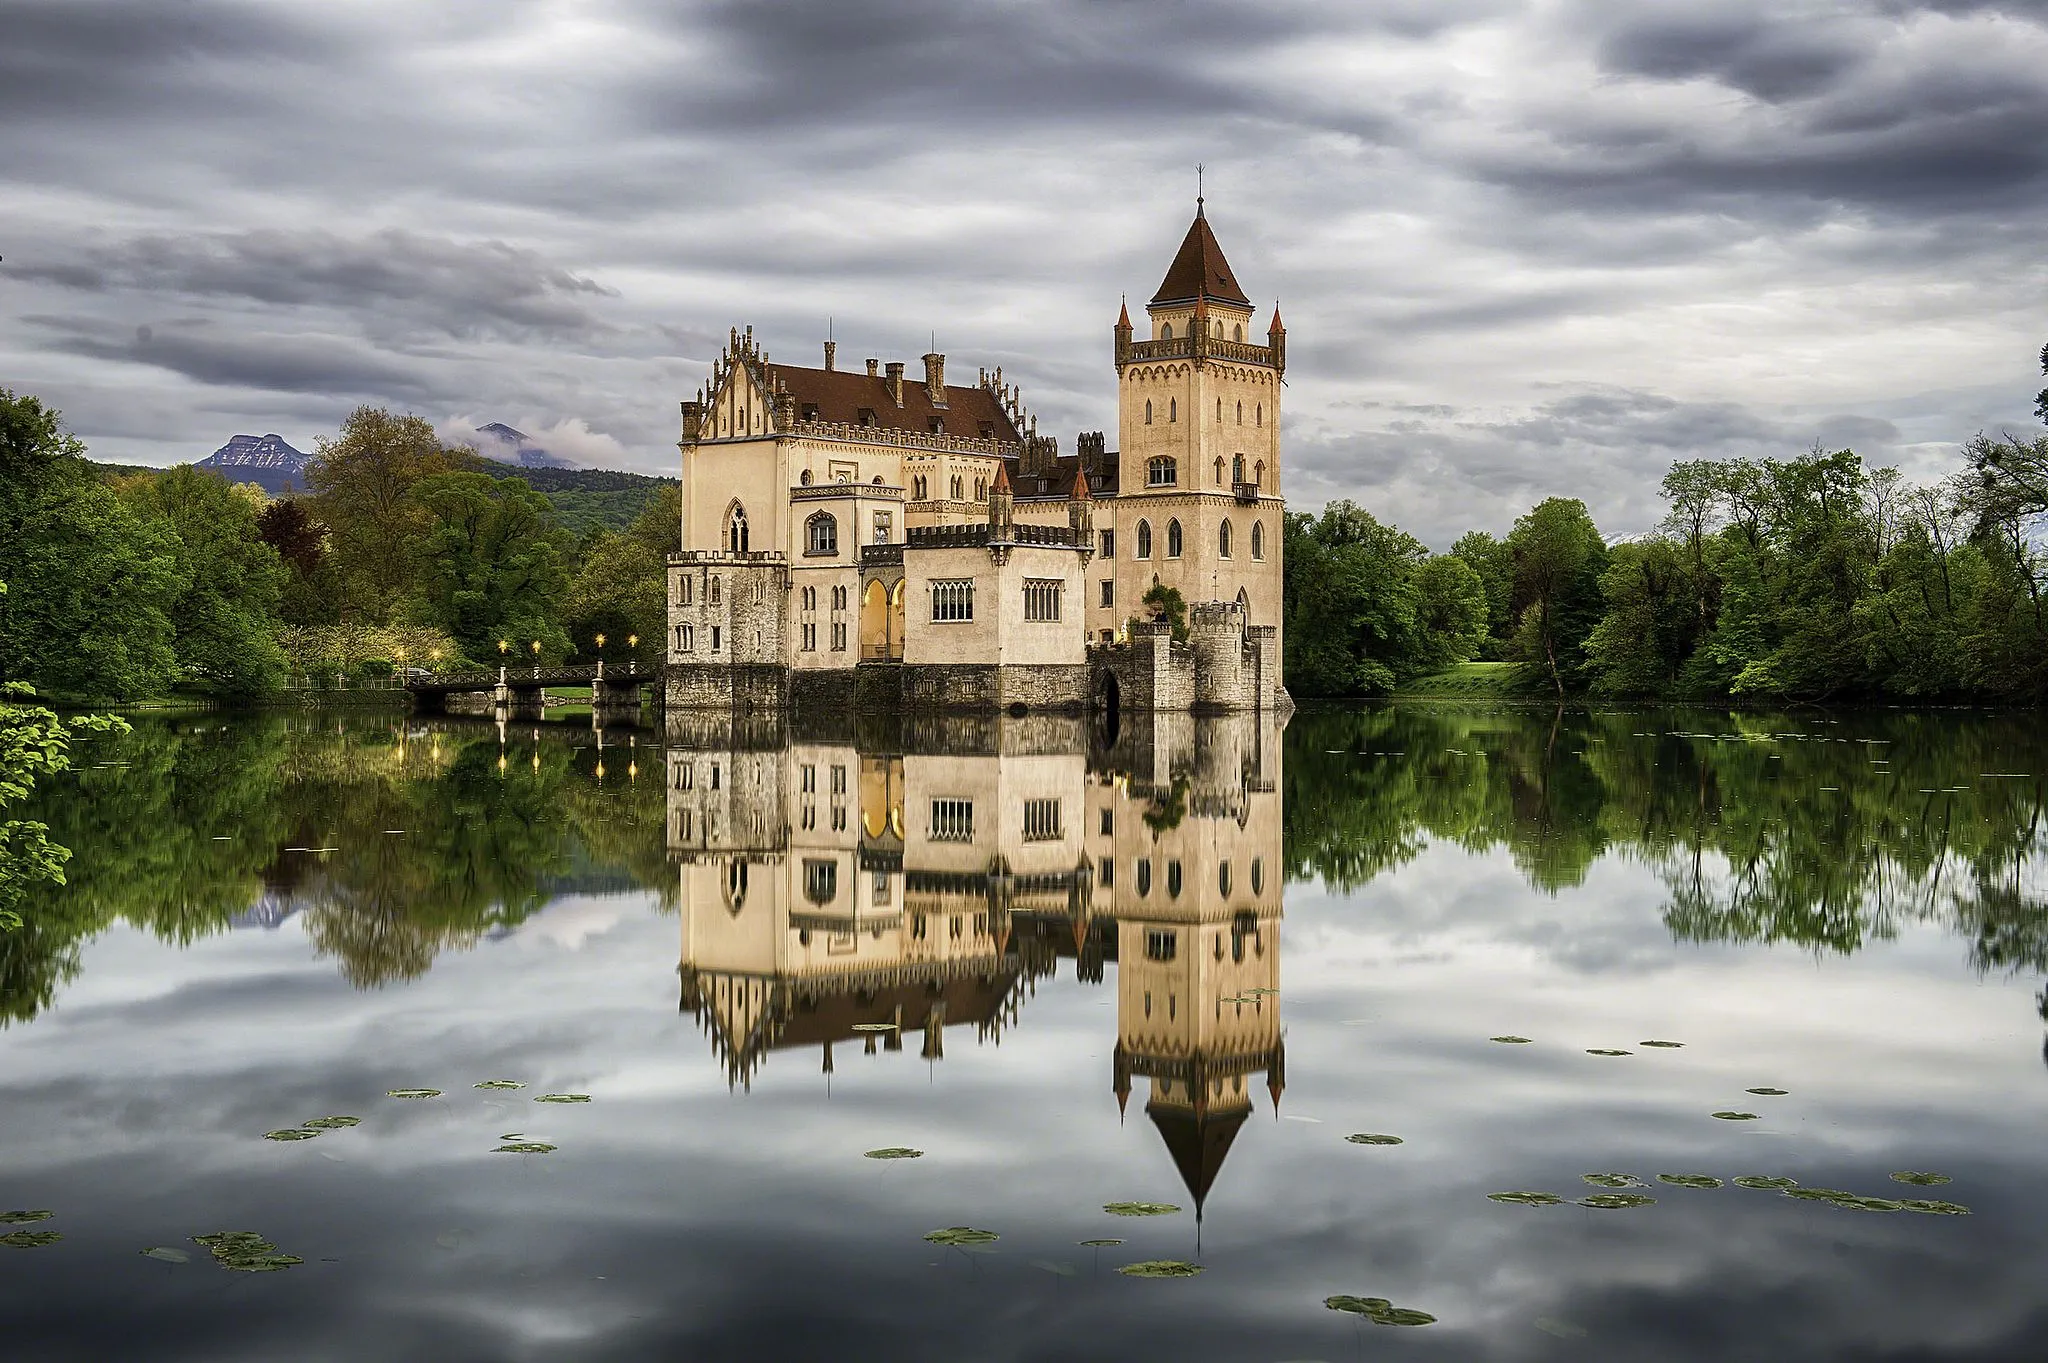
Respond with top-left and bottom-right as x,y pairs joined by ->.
1150,205 -> 1252,309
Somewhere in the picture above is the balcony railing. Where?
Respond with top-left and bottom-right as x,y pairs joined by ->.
1233,481 -> 1262,504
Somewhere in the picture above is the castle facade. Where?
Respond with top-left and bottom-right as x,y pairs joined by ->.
666,206 -> 1287,715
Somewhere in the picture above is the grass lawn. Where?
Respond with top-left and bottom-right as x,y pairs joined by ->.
1396,662 -> 1529,698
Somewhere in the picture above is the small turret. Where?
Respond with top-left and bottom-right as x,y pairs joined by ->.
1067,462 -> 1094,550
988,459 -> 1014,539
1114,298 -> 1133,366
1267,303 -> 1286,374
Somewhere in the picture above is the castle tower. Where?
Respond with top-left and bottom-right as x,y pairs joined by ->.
1112,201 -> 1286,662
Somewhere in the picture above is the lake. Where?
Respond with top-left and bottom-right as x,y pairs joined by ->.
3,703 -> 2046,1360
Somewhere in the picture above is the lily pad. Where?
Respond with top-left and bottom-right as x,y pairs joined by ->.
1746,1088 -> 1789,1096
863,1148 -> 924,1160
193,1230 -> 304,1272
1103,1201 -> 1181,1217
1897,1199 -> 1971,1216
1578,1194 -> 1656,1209
387,1088 -> 442,1099
1782,1188 -> 1900,1211
924,1227 -> 999,1246
1711,1111 -> 1759,1121
850,1023 -> 898,1033
1489,1036 -> 1533,1044
0,1211 -> 54,1225
1733,1176 -> 1798,1190
534,1093 -> 591,1104
1344,1133 -> 1403,1146
493,1142 -> 557,1154
1488,1191 -> 1564,1206
1890,1171 -> 1951,1186
1587,1049 -> 1633,1056
1638,1040 -> 1684,1048
0,1231 -> 61,1248
1658,1174 -> 1723,1189
301,1116 -> 361,1130
474,1080 -> 526,1091
263,1128 -> 319,1141
1582,1173 -> 1646,1188
1078,1238 -> 1125,1247
141,1246 -> 191,1263
1325,1295 -> 1435,1325
1118,1259 -> 1204,1278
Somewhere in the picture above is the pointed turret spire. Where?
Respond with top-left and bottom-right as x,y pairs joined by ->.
1151,208 -> 1251,308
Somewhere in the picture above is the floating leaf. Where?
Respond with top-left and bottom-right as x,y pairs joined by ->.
263,1128 -> 318,1141
301,1116 -> 361,1130
1587,1049 -> 1633,1057
1578,1194 -> 1656,1209
1103,1201 -> 1181,1217
1078,1238 -> 1125,1247
1658,1175 -> 1723,1189
140,1246 -> 191,1263
1782,1188 -> 1901,1212
851,1023 -> 897,1033
1745,1088 -> 1788,1096
193,1230 -> 304,1272
493,1142 -> 557,1154
534,1093 -> 591,1104
0,1211 -> 53,1225
1490,1036 -> 1533,1044
1325,1295 -> 1435,1325
0,1231 -> 61,1248
924,1227 -> 998,1246
1897,1199 -> 1971,1216
474,1080 -> 526,1091
1638,1040 -> 1684,1048
1734,1176 -> 1798,1191
1711,1111 -> 1759,1121
1488,1191 -> 1564,1207
863,1148 -> 924,1160
387,1088 -> 441,1099
1582,1174 -> 1645,1188
1890,1171 -> 1952,1187
1345,1133 -> 1403,1146
1118,1259 -> 1204,1279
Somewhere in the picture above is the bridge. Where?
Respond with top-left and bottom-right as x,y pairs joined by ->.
403,661 -> 659,714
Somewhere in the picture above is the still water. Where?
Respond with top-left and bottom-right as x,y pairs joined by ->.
4,704 -> 2047,1360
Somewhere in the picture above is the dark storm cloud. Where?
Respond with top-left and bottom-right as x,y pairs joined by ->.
1595,14 -> 1875,103
33,316 -> 434,400
21,229 -> 620,343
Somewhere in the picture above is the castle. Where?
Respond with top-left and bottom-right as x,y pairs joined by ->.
669,709 -> 1286,1215
665,204 -> 1287,716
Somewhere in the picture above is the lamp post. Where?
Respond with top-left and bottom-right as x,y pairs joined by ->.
498,639 -> 509,686
594,632 -> 606,683
531,639 -> 541,682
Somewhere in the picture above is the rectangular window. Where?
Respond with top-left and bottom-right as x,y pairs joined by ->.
930,578 -> 975,622
802,805 -> 815,830
679,624 -> 695,653
679,576 -> 694,605
1022,798 -> 1062,841
831,806 -> 846,831
873,511 -> 892,544
831,621 -> 847,651
1145,929 -> 1178,962
1100,529 -> 1114,559
801,764 -> 816,794
1024,578 -> 1062,622
678,763 -> 694,792
1099,808 -> 1113,836
873,871 -> 892,905
830,765 -> 846,795
803,859 -> 837,904
930,798 -> 974,842
674,809 -> 692,840
710,626 -> 722,652
801,623 -> 816,651
1099,580 -> 1113,608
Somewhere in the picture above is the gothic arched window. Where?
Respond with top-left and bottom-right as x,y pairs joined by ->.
726,503 -> 749,553
1256,403 -> 1262,426
950,475 -> 963,500
1166,519 -> 1183,558
1251,521 -> 1265,560
1145,400 -> 1153,425
1146,456 -> 1177,488
1233,324 -> 1243,343
1219,520 -> 1232,558
805,512 -> 838,555
1236,401 -> 1243,424
1233,453 -> 1245,483
1161,323 -> 1173,340
1169,398 -> 1177,422
1136,520 -> 1153,559
1214,457 -> 1225,485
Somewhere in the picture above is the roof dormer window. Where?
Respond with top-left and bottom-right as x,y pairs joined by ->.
857,407 -> 876,426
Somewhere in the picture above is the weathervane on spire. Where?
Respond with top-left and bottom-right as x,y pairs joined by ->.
1196,162 -> 1205,216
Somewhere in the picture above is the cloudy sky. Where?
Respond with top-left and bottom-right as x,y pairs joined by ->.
4,0 -> 2046,544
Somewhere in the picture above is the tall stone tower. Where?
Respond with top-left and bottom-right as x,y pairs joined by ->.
1112,201 -> 1286,651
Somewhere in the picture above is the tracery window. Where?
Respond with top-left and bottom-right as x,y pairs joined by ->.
930,578 -> 974,622
1146,456 -> 1177,487
1023,578 -> 1062,622
1136,520 -> 1152,559
805,512 -> 838,555
1166,519 -> 1183,558
1219,520 -> 1232,558
1251,521 -> 1265,560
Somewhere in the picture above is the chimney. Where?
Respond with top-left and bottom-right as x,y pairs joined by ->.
922,352 -> 946,404
885,361 -> 905,407
680,399 -> 702,443
866,357 -> 879,378
823,340 -> 837,372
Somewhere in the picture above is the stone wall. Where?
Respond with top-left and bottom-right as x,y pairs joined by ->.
898,663 -> 1092,712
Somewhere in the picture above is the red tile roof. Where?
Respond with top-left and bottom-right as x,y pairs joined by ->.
765,363 -> 1021,443
1150,208 -> 1252,308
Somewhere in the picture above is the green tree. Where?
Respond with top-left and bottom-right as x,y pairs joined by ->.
1585,538 -> 1697,696
1412,554 -> 1488,673
405,472 -> 571,660
1505,498 -> 1607,696
563,531 -> 666,664
311,407 -> 470,622
123,467 -> 289,698
1450,530 -> 1514,655
258,498 -> 341,626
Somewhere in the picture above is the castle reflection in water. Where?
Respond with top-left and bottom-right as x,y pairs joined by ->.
665,711 -> 1286,1211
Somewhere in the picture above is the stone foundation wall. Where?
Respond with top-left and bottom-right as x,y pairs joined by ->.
665,663 -> 788,711
898,663 -> 1092,712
